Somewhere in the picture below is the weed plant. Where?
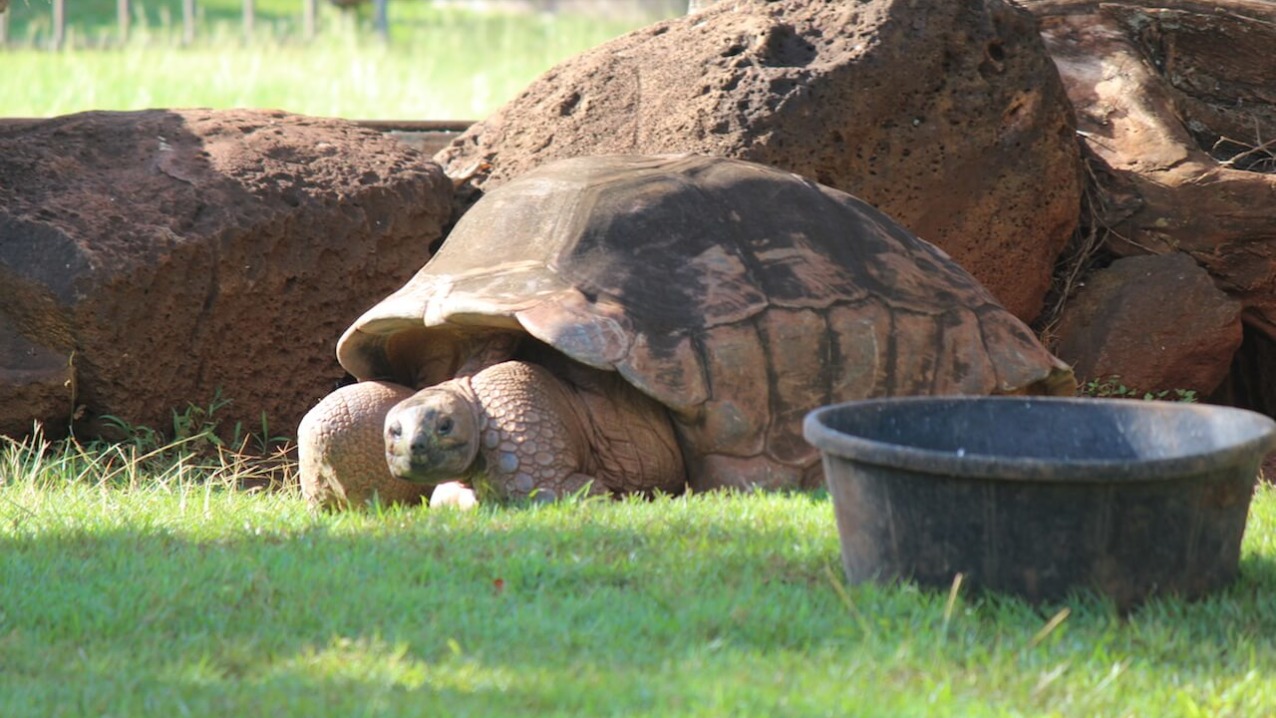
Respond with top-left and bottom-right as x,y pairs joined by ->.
1081,376 -> 1199,404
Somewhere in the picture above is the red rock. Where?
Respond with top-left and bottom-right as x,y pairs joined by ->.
437,0 -> 1083,322
1031,0 -> 1276,337
0,109 -> 452,440
1054,254 -> 1242,395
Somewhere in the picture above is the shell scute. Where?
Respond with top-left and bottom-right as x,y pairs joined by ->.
826,300 -> 891,400
691,322 -> 770,458
758,307 -> 833,466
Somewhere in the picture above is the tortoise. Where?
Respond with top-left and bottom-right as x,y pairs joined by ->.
298,154 -> 1075,508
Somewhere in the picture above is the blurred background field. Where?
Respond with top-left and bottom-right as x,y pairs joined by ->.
0,0 -> 683,119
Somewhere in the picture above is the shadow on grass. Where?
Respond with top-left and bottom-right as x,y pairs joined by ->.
0,494 -> 1274,716
0,505 -> 843,712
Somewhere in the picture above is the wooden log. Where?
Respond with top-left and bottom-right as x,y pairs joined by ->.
1025,0 -> 1276,337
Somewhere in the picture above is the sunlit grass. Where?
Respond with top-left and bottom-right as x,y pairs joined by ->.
1,424 -> 1275,716
1,3 -> 673,119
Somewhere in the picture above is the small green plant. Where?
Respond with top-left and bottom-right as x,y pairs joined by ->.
98,389 -> 290,455
169,389 -> 235,445
72,391 -> 293,491
1081,376 -> 1198,403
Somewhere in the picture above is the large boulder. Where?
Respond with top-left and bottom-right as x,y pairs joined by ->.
1053,254 -> 1242,395
0,109 -> 453,441
437,0 -> 1083,322
1030,0 -> 1276,336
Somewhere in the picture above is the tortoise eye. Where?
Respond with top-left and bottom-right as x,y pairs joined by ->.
438,417 -> 454,436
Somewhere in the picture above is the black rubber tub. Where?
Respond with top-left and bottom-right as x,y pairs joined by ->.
803,396 -> 1276,608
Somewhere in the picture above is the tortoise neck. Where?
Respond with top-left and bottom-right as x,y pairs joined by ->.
456,331 -> 522,378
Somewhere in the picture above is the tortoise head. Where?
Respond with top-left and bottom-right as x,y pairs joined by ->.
384,381 -> 481,485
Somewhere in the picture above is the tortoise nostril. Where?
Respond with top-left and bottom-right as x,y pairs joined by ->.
410,437 -> 429,454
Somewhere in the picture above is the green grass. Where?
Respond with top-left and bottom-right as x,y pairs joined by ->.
1,2 -> 674,119
4,8 -> 1275,709
8,0 -> 368,39
2,430 -> 1275,716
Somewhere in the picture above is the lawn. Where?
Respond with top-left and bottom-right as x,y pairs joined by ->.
1,429 -> 1274,716
1,0 -> 676,119
6,2 -> 1276,714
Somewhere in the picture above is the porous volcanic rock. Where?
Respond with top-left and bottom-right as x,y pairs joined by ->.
0,109 -> 452,440
1054,254 -> 1242,395
437,0 -> 1083,321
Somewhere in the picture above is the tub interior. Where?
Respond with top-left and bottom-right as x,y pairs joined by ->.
814,398 -> 1272,463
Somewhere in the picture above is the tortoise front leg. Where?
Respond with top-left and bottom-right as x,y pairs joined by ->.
467,361 -> 609,503
298,380 -> 430,510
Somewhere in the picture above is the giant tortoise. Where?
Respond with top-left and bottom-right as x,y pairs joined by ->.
299,154 -> 1074,508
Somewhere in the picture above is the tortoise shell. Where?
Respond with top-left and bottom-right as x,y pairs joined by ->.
338,154 -> 1075,490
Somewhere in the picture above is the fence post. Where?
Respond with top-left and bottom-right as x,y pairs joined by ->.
243,0 -> 254,42
303,0 -> 317,40
373,0 -> 388,41
118,0 -> 130,43
52,0 -> 66,49
183,0 -> 195,43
